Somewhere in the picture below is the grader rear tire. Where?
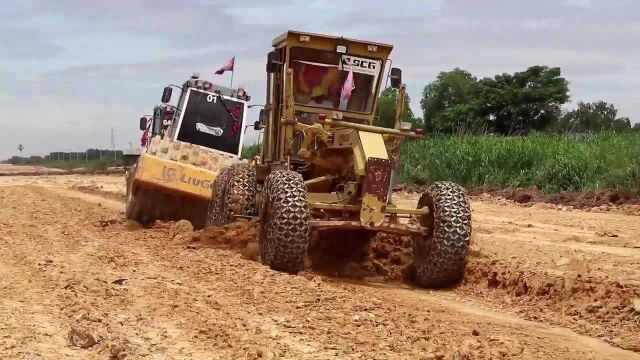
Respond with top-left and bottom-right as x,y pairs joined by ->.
207,166 -> 233,226
225,164 -> 257,218
206,164 -> 256,226
413,181 -> 472,288
260,170 -> 310,274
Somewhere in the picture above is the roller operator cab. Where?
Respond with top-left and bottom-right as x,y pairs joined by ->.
161,73 -> 251,157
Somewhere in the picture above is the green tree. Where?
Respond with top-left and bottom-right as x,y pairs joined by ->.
420,69 -> 484,134
374,87 -> 422,129
478,66 -> 569,135
560,100 -> 631,132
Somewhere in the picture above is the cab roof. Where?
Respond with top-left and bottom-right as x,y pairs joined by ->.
272,30 -> 393,50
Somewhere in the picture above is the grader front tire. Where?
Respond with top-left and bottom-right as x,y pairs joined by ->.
260,170 -> 310,274
413,181 -> 472,288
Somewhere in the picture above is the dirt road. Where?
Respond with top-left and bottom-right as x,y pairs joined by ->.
0,173 -> 639,359
0,163 -> 66,175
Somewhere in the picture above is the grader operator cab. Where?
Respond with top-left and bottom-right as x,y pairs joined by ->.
125,73 -> 250,228
208,31 -> 472,288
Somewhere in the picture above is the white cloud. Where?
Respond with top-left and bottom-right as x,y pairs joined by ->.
1,0 -> 639,158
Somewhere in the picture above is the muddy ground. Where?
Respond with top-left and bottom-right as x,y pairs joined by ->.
0,171 -> 639,359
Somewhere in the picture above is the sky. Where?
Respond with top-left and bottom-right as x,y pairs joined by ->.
1,0 -> 639,159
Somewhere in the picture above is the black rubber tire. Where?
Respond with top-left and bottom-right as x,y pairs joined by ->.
413,181 -> 472,288
260,170 -> 310,274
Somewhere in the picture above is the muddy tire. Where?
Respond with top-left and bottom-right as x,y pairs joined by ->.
225,164 -> 256,219
206,164 -> 256,226
260,170 -> 310,274
413,181 -> 471,288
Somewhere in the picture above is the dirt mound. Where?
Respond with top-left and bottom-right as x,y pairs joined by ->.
184,219 -> 260,260
468,187 -> 640,212
398,183 -> 640,213
462,256 -> 640,351
71,184 -> 126,202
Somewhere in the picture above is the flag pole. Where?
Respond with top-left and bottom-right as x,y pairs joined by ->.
230,70 -> 234,89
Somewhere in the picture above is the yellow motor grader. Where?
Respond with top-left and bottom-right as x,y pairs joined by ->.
208,31 -> 472,287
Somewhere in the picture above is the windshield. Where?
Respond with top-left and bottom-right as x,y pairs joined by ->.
175,89 -> 245,156
289,47 -> 382,114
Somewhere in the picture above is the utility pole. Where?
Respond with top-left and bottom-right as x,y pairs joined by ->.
110,128 -> 116,159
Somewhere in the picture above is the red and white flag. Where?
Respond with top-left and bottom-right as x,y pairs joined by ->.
339,69 -> 355,110
140,118 -> 152,147
214,56 -> 235,75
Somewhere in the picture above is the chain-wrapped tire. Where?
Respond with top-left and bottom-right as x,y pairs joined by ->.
225,164 -> 256,219
260,170 -> 310,274
206,164 -> 256,226
206,166 -> 234,226
413,181 -> 472,288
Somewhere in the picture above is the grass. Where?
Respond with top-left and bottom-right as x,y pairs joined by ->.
398,132 -> 640,193
241,144 -> 260,160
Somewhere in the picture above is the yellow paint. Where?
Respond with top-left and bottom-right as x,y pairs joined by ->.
359,131 -> 388,160
134,154 -> 217,200
353,131 -> 388,177
360,193 -> 385,226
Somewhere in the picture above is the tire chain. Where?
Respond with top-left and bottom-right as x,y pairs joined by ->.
206,166 -> 234,226
260,170 -> 310,274
206,164 -> 257,226
414,181 -> 472,288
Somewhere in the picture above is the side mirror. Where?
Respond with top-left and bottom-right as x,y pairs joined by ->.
256,109 -> 268,130
390,68 -> 402,89
161,86 -> 172,103
139,117 -> 147,131
266,51 -> 282,73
